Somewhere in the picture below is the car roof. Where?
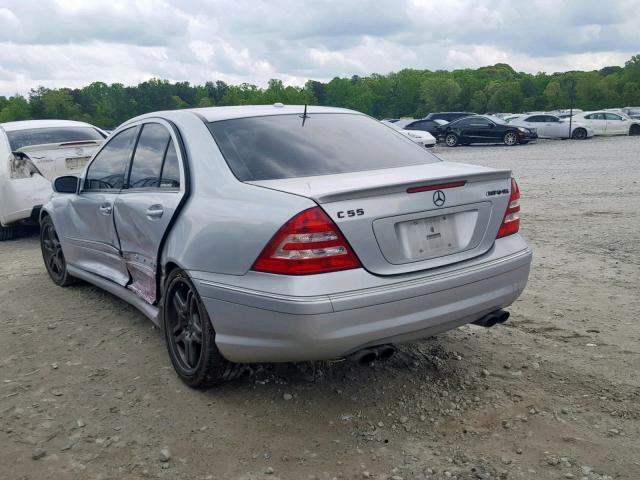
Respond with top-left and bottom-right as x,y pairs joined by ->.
127,105 -> 357,125
0,119 -> 95,132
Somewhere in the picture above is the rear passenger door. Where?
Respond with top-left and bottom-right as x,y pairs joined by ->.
113,121 -> 186,303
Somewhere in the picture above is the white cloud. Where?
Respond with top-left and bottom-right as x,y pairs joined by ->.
0,0 -> 638,96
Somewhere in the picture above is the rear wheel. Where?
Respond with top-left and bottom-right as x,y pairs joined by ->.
163,269 -> 243,388
630,124 -> 640,136
503,132 -> 518,146
445,133 -> 459,147
40,216 -> 75,286
572,128 -> 587,140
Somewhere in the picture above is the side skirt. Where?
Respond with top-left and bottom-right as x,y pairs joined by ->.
67,265 -> 161,328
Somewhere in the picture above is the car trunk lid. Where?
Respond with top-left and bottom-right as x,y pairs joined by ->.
15,140 -> 103,181
248,162 -> 513,275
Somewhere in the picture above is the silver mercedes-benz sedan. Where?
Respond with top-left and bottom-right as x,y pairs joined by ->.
40,105 -> 532,388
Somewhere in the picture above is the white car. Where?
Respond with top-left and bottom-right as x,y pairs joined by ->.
0,120 -> 106,240
572,111 -> 640,136
508,113 -> 594,140
381,120 -> 436,147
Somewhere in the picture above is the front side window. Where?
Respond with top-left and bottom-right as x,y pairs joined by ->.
7,126 -> 105,151
84,127 -> 138,191
605,113 -> 622,121
128,123 -> 171,188
208,113 -> 438,181
469,117 -> 492,126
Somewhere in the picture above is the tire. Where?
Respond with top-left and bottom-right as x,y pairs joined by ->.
445,133 -> 459,147
163,269 -> 243,388
0,225 -> 19,241
629,124 -> 640,136
572,128 -> 587,140
503,131 -> 518,146
40,216 -> 76,286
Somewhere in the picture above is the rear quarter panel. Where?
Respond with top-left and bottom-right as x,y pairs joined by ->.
159,112 -> 316,276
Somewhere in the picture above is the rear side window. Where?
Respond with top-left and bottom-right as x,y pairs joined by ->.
160,141 -> 181,188
207,114 -> 438,181
7,127 -> 105,151
84,127 -> 138,191
128,123 -> 171,188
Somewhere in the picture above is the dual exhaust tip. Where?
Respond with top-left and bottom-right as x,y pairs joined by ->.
347,344 -> 396,364
347,309 -> 510,364
472,309 -> 510,328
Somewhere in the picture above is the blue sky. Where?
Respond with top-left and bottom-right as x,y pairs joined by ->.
0,0 -> 638,96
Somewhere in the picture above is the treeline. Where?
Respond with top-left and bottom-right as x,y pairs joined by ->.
1,54 -> 639,129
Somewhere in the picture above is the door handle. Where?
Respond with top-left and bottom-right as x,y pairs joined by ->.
146,205 -> 164,220
99,203 -> 112,215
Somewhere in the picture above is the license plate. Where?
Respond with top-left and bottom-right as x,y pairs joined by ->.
65,156 -> 90,170
396,214 -> 460,259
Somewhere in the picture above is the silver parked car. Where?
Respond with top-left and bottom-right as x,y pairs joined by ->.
41,105 -> 532,388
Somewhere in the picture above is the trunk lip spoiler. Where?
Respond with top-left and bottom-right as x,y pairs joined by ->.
248,169 -> 511,203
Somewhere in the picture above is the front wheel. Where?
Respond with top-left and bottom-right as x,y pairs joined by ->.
445,133 -> 459,147
572,128 -> 587,140
630,124 -> 640,136
40,216 -> 75,286
163,269 -> 243,388
503,132 -> 518,146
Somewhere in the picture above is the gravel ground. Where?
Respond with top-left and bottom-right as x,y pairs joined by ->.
1,136 -> 639,480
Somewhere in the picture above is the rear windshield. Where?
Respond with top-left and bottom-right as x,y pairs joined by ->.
7,127 -> 105,151
207,113 -> 439,181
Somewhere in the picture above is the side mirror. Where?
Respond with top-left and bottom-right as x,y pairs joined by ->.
53,175 -> 80,194
489,123 -> 495,128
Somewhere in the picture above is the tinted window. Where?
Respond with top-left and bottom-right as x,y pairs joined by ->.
468,117 -> 492,126
406,120 -> 432,130
7,126 -> 105,151
605,113 -> 622,120
84,127 -> 138,191
525,116 -> 545,122
208,113 -> 438,181
455,118 -> 474,127
128,123 -> 171,188
544,115 -> 560,122
160,141 -> 181,188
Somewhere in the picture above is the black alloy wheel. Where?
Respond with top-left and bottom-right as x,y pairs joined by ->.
40,216 -> 75,286
163,269 -> 243,388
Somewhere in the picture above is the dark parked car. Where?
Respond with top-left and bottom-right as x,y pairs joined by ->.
423,112 -> 476,122
396,118 -> 449,136
438,115 -> 538,147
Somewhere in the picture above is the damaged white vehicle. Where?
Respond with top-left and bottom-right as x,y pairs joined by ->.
0,120 -> 106,240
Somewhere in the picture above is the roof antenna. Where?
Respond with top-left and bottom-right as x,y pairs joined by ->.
301,103 -> 309,126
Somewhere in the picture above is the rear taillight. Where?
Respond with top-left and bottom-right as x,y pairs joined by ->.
497,178 -> 520,238
252,207 -> 362,275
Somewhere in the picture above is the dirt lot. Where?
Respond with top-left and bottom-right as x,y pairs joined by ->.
1,136 -> 639,480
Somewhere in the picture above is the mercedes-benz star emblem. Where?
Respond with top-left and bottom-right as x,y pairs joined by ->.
433,190 -> 446,207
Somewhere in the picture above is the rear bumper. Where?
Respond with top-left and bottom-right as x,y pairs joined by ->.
192,235 -> 532,363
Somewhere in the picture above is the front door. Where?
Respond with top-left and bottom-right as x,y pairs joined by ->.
113,122 -> 186,303
604,113 -> 626,134
467,117 -> 498,142
61,126 -> 140,286
585,113 -> 607,134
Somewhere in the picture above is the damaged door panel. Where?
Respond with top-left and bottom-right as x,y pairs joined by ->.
113,122 -> 184,304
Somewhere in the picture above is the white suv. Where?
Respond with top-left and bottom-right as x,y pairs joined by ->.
0,120 -> 106,240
